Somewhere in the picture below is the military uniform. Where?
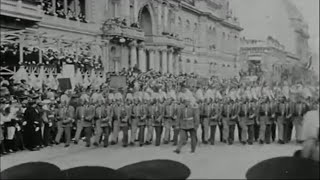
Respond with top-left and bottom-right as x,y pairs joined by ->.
247,100 -> 257,144
112,103 -> 129,147
221,101 -> 232,143
293,101 -> 307,143
276,99 -> 286,144
164,101 -> 176,144
130,101 -> 141,145
258,100 -> 271,144
138,103 -> 148,146
209,101 -> 220,145
239,100 -> 249,144
153,102 -> 164,146
145,103 -> 154,144
284,100 -> 294,143
93,104 -> 112,147
229,101 -> 239,144
55,105 -> 74,146
201,100 -> 210,144
74,104 -> 85,144
174,103 -> 199,153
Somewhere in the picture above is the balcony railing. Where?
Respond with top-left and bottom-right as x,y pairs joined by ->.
145,35 -> 184,48
41,14 -> 98,33
102,23 -> 145,41
0,0 -> 42,21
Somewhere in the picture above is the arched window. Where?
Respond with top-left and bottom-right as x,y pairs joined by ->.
194,22 -> 198,31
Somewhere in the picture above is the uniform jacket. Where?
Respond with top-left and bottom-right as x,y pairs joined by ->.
59,106 -> 75,127
178,105 -> 198,130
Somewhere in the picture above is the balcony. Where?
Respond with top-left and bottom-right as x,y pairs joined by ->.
101,22 -> 145,41
0,0 -> 42,21
40,14 -> 99,34
145,35 -> 185,49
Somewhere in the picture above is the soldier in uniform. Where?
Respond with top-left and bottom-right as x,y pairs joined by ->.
247,98 -> 257,145
55,101 -> 74,147
153,96 -> 164,146
257,96 -> 271,144
229,98 -> 239,145
145,97 -> 155,145
163,98 -> 175,144
293,96 -> 308,144
74,99 -> 86,144
130,98 -> 140,146
201,98 -> 211,144
171,98 -> 179,146
174,98 -> 199,154
276,96 -> 286,144
239,97 -> 249,145
81,100 -> 95,147
138,97 -> 148,146
270,98 -> 278,142
111,99 -> 130,147
93,99 -> 112,147
284,97 -> 294,143
209,98 -> 220,145
221,97 -> 232,144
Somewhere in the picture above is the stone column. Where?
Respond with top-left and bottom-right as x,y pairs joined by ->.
129,40 -> 138,68
161,49 -> 168,73
167,48 -> 173,73
148,49 -> 155,71
154,49 -> 161,72
138,42 -> 146,72
122,0 -> 130,24
133,0 -> 137,22
164,4 -> 168,32
157,4 -> 162,33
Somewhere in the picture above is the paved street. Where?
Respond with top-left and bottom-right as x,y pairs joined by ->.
1,140 -> 301,179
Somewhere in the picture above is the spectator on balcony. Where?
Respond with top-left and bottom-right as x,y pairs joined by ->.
67,8 -> 77,21
56,0 -> 66,18
78,12 -> 87,23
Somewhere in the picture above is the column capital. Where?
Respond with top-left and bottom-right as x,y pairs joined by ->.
137,42 -> 145,49
129,40 -> 138,47
167,47 -> 174,53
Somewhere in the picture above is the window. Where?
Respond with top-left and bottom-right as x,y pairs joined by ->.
194,23 -> 198,31
186,20 -> 190,30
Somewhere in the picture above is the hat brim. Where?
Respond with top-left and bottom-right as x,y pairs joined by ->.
62,166 -> 129,179
246,156 -> 319,179
1,162 -> 63,179
117,159 -> 191,179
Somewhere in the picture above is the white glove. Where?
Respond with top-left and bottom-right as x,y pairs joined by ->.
16,126 -> 21,131
23,121 -> 27,126
35,127 -> 40,132
49,122 -> 53,127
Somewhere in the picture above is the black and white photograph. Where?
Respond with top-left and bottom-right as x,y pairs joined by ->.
0,0 -> 319,179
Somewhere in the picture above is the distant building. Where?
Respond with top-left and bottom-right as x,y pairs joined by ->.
0,0 -> 242,77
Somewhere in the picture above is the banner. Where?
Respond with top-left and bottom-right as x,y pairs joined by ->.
57,78 -> 72,92
110,76 -> 127,89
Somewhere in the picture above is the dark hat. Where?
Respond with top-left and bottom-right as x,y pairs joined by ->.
62,166 -> 128,179
0,162 -> 63,179
117,159 -> 191,179
246,156 -> 319,179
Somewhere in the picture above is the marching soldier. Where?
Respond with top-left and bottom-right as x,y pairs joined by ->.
145,98 -> 155,145
153,96 -> 164,146
276,96 -> 286,144
174,98 -> 199,154
138,98 -> 148,147
247,98 -> 257,145
74,99 -> 85,144
239,97 -> 249,145
130,98 -> 140,146
164,98 -> 175,144
221,97 -> 232,144
270,98 -> 278,142
93,99 -> 112,147
229,99 -> 239,145
284,97 -> 294,143
257,97 -> 271,144
209,98 -> 220,145
171,99 -> 179,146
201,98 -> 211,144
82,100 -> 95,147
112,99 -> 130,147
55,101 -> 74,147
293,96 -> 308,144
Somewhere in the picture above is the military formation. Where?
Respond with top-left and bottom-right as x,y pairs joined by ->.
1,85 -> 318,156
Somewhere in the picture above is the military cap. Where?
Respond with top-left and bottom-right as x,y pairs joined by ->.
117,160 -> 191,179
62,166 -> 128,179
246,157 -> 319,179
0,162 -> 63,179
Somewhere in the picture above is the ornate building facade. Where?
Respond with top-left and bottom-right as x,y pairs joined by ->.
1,0 -> 242,77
